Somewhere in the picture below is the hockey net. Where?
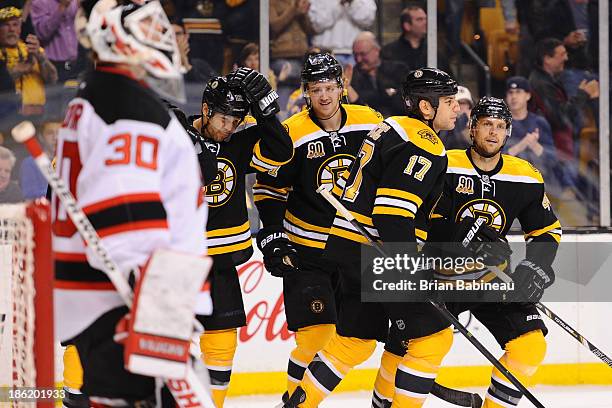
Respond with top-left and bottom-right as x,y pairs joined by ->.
0,201 -> 54,407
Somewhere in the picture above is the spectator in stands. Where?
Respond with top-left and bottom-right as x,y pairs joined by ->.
307,0 -> 376,66
506,0 -> 593,76
0,146 -> 23,203
443,85 -> 473,150
172,19 -> 217,84
19,120 -> 57,199
234,42 -> 279,90
504,76 -> 563,186
30,0 -> 78,82
270,0 -> 313,86
0,6 -> 57,116
174,0 -> 229,73
381,3 -> 449,74
528,38 -> 598,159
348,31 -> 407,116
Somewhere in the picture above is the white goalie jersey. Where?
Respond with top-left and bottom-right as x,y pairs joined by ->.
52,68 -> 208,342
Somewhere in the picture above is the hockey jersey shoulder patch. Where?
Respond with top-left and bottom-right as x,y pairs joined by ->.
495,155 -> 544,184
385,116 -> 446,157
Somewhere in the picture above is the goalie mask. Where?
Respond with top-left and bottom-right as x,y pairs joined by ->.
85,0 -> 186,102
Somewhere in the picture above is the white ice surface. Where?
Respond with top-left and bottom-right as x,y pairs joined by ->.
225,385 -> 612,407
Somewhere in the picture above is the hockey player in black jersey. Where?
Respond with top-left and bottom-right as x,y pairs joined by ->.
253,52 -> 383,403
281,68 -> 459,408
189,70 -> 293,407
376,97 -> 561,408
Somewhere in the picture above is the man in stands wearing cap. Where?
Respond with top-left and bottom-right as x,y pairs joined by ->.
0,5 -> 57,116
443,84 -> 473,150
505,76 -> 566,193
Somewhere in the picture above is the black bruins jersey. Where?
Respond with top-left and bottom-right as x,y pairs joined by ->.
325,116 -> 448,259
254,104 -> 383,257
430,149 -> 562,282
189,114 -> 293,266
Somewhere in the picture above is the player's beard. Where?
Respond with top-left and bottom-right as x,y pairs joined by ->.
471,138 -> 504,159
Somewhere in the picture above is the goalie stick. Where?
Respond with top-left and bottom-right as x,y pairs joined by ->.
316,185 -> 546,408
490,266 -> 612,369
12,121 -> 217,408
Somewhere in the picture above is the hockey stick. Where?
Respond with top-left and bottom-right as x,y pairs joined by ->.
316,186 -> 546,408
490,266 -> 612,368
12,121 -> 217,408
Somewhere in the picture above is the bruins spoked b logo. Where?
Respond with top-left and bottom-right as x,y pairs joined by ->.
311,300 -> 325,314
456,199 -> 506,232
317,154 -> 354,189
205,158 -> 236,207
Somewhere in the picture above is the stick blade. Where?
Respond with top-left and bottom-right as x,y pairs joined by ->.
11,121 -> 36,143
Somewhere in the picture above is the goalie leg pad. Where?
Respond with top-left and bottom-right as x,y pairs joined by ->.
125,250 -> 212,379
200,328 -> 238,408
287,324 -> 335,395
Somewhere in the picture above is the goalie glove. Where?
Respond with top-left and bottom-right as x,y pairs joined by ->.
510,259 -> 555,302
231,67 -> 280,118
454,216 -> 512,266
256,226 -> 299,277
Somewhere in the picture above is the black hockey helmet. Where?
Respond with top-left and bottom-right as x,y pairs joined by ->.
469,96 -> 513,138
301,52 -> 343,89
201,75 -> 249,120
402,67 -> 458,120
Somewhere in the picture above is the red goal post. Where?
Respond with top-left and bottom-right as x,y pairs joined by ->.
0,200 -> 54,407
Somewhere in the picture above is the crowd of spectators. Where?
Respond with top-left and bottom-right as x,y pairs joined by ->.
0,0 -> 607,227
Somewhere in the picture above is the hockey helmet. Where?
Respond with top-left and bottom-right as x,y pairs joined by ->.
469,96 -> 513,138
402,68 -> 458,119
84,0 -> 185,102
301,52 -> 343,88
202,76 -> 250,120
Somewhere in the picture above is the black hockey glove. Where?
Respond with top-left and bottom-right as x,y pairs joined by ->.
232,67 -> 280,118
510,259 -> 555,302
256,226 -> 299,277
453,216 -> 512,266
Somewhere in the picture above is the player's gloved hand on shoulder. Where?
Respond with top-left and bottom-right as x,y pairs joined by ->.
256,226 -> 299,277
510,259 -> 555,302
453,216 -> 512,266
232,67 -> 280,118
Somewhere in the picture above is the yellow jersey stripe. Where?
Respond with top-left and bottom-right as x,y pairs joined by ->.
328,226 -> 370,244
253,141 -> 294,166
285,211 -> 329,233
208,221 -> 250,238
286,232 -> 326,249
349,211 -> 374,226
372,206 -> 415,219
207,239 -> 252,255
376,188 -> 423,207
254,193 -> 286,202
525,221 -> 562,239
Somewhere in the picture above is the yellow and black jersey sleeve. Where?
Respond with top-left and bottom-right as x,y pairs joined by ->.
248,114 -> 294,173
253,112 -> 310,226
372,117 -> 447,243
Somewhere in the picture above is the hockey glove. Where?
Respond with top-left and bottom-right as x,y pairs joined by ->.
256,226 -> 299,277
232,67 -> 280,118
454,216 -> 512,266
510,259 -> 555,302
